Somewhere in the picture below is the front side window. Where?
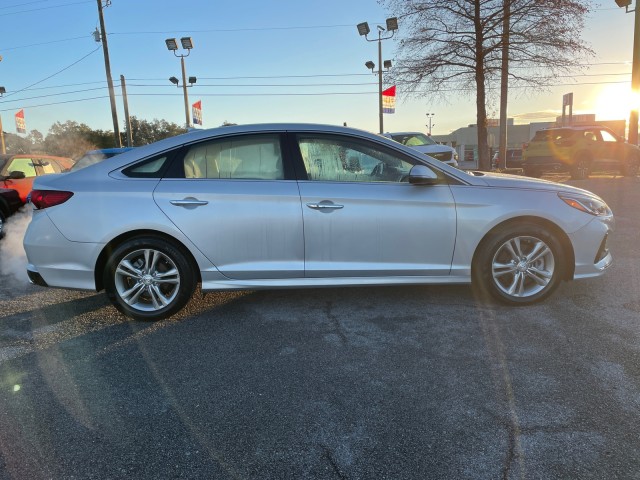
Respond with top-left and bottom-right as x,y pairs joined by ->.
298,135 -> 415,183
182,134 -> 284,180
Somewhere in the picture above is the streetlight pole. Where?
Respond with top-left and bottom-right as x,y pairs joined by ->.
165,37 -> 196,129
615,0 -> 640,144
357,18 -> 398,134
426,113 -> 435,135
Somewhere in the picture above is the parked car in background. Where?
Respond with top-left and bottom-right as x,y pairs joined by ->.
0,187 -> 22,238
0,154 -> 74,203
24,123 -> 613,321
383,132 -> 459,167
491,148 -> 523,170
522,125 -> 640,179
71,147 -> 134,171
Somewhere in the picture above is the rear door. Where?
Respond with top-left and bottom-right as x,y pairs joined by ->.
153,133 -> 304,280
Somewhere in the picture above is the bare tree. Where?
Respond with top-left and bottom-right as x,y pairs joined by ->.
380,0 -> 593,170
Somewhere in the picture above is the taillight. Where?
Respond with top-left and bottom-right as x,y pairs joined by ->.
30,190 -> 74,209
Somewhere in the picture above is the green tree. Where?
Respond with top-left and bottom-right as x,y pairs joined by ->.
43,121 -> 112,159
129,117 -> 187,146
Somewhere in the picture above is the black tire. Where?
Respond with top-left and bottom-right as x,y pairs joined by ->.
472,223 -> 564,305
0,209 -> 6,239
103,235 -> 197,321
570,156 -> 591,180
621,154 -> 639,177
523,167 -> 541,178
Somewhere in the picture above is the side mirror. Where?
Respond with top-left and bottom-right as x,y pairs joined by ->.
9,170 -> 26,179
408,164 -> 439,185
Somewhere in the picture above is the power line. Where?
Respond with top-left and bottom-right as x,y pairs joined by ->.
3,46 -> 101,99
0,0 -> 93,17
1,35 -> 92,52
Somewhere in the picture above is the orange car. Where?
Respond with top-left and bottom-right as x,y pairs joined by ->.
0,154 -> 74,203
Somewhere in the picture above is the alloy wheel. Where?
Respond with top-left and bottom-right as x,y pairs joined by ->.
491,235 -> 555,298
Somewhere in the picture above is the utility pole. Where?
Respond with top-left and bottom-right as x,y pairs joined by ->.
631,2 -> 640,144
120,75 -> 133,147
96,0 -> 122,147
0,116 -> 5,154
498,0 -> 510,169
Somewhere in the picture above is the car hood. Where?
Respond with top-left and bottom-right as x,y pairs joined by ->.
466,170 -> 602,197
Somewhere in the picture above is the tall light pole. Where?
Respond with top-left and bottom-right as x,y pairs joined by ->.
426,113 -> 435,135
615,0 -> 640,144
165,37 -> 196,128
0,86 -> 5,154
95,0 -> 121,148
357,18 -> 398,134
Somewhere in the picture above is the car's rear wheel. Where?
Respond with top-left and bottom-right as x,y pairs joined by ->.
473,224 -> 563,305
104,236 -> 196,321
570,155 -> 591,180
0,210 -> 6,238
621,154 -> 640,177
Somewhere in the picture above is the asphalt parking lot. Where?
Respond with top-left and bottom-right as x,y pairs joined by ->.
0,174 -> 639,479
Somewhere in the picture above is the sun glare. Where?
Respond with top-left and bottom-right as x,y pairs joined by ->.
593,84 -> 638,120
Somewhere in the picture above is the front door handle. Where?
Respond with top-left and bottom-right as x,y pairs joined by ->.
170,198 -> 209,208
306,202 -> 344,210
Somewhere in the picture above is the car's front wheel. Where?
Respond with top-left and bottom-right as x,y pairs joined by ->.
104,236 -> 197,321
473,224 -> 564,305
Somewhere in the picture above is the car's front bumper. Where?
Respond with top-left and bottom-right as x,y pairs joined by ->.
569,214 -> 614,279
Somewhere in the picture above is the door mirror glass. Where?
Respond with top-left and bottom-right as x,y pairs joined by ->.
9,170 -> 26,179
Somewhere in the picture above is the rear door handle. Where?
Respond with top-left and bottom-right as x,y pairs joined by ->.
306,202 -> 344,210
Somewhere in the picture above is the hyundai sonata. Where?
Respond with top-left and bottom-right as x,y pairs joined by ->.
24,124 -> 613,321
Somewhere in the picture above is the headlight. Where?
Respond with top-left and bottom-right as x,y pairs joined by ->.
558,193 -> 611,216
453,152 -> 459,161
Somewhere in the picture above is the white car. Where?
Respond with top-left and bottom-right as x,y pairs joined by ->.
383,131 -> 459,167
24,123 -> 613,321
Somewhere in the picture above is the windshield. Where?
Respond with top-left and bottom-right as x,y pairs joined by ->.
70,154 -> 108,171
391,133 -> 437,147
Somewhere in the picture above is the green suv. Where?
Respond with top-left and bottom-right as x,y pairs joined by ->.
522,125 -> 640,179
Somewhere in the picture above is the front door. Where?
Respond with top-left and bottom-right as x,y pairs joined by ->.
293,133 -> 457,277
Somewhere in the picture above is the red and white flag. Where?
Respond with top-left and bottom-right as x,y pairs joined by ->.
382,86 -> 396,114
192,100 -> 202,125
15,109 -> 26,134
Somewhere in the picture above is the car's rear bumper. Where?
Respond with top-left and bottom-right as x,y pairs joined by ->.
24,211 -> 102,290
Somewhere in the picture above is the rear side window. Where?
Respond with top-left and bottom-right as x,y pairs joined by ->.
180,134 -> 284,180
6,158 -> 37,177
123,155 -> 170,178
532,129 -> 575,141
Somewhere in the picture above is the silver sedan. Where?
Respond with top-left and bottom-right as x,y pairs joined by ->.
24,124 -> 614,321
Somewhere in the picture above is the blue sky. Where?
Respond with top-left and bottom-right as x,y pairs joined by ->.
0,1 -> 635,139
